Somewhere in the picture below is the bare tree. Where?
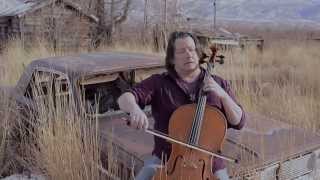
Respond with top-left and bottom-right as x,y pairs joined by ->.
142,0 -> 150,44
151,0 -> 184,52
94,0 -> 131,47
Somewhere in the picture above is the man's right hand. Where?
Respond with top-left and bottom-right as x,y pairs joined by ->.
117,92 -> 149,130
128,107 -> 149,130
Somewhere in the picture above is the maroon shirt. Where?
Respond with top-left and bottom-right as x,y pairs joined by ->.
128,68 -> 246,172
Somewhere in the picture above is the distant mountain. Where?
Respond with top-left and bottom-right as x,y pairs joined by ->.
129,0 -> 320,28
184,0 -> 320,22
2,0 -> 320,28
0,0 -> 22,10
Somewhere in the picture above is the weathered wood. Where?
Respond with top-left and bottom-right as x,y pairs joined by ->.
0,0 -> 98,50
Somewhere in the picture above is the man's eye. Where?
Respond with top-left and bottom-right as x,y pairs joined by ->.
176,50 -> 185,54
176,48 -> 195,54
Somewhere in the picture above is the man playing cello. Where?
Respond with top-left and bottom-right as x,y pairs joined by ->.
117,31 -> 246,180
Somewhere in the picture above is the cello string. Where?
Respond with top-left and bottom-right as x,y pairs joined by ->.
195,95 -> 206,145
194,65 -> 211,144
192,95 -> 202,144
190,91 -> 203,144
189,100 -> 199,144
192,91 -> 206,145
190,64 -> 212,145
189,90 -> 202,144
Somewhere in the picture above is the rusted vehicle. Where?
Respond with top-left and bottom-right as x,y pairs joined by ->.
2,52 -> 320,179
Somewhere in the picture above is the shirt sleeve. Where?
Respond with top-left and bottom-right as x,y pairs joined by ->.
125,74 -> 160,109
221,79 -> 246,130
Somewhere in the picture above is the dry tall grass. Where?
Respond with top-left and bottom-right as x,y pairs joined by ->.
19,74 -> 102,179
0,66 -> 106,179
215,40 -> 320,130
0,83 -> 14,175
0,39 -> 56,85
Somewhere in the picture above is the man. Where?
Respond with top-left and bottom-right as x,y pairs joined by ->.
117,31 -> 246,180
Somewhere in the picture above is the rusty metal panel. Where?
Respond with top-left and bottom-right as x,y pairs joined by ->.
17,52 -> 164,98
98,112 -> 154,175
30,52 -> 164,78
259,164 -> 278,179
225,113 -> 320,170
100,131 -> 143,179
231,163 -> 279,180
99,115 -> 154,160
278,153 -> 314,179
294,174 -> 315,180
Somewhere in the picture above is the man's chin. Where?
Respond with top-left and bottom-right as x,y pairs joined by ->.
185,63 -> 198,69
184,66 -> 199,73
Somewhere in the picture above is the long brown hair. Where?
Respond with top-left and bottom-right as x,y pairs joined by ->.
165,31 -> 202,73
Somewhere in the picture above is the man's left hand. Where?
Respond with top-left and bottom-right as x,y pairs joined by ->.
203,75 -> 227,99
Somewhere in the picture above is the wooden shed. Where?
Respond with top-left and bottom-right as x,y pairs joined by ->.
194,29 -> 264,52
0,0 -> 99,51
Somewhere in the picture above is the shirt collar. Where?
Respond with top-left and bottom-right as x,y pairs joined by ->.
167,68 -> 206,82
167,68 -> 206,101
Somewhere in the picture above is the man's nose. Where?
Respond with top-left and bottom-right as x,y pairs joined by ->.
186,49 -> 192,57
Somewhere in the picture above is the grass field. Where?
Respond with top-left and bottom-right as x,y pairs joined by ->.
0,37 -> 319,179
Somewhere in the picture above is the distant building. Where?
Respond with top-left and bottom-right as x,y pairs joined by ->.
0,0 -> 99,50
311,37 -> 320,41
194,28 -> 264,52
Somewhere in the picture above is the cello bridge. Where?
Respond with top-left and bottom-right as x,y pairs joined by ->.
183,161 -> 198,169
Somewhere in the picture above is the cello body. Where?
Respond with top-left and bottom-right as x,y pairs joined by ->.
153,104 -> 227,180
